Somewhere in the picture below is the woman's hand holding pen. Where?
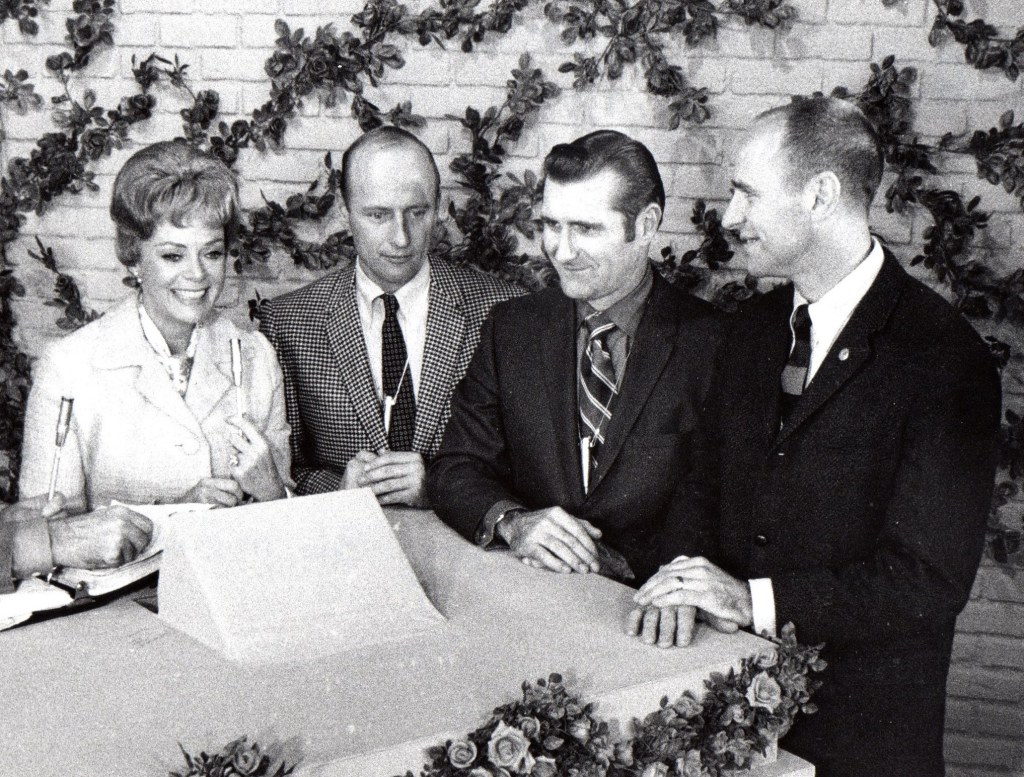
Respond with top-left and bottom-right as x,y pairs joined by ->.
224,413 -> 285,502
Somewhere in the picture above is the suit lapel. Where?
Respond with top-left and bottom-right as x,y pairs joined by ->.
541,290 -> 585,499
589,275 -> 674,492
185,320 -> 233,423
92,297 -> 204,435
775,253 -> 906,447
133,360 -> 204,434
413,260 -> 467,452
326,266 -> 388,452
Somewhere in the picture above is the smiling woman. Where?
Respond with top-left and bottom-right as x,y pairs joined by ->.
16,142 -> 293,512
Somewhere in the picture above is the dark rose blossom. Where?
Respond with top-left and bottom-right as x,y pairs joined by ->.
673,693 -> 702,719
121,93 -> 154,121
265,52 -> 297,78
267,116 -> 288,144
305,54 -> 332,80
746,671 -> 783,713
448,739 -> 478,769
517,716 -> 541,739
79,128 -> 110,160
231,742 -> 264,776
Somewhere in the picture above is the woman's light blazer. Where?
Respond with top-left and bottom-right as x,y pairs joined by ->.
19,295 -> 292,510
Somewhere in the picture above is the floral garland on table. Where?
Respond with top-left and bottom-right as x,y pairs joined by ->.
396,623 -> 825,777
171,736 -> 294,777
168,626 -> 822,777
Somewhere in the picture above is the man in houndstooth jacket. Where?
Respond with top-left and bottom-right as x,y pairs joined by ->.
259,127 -> 523,504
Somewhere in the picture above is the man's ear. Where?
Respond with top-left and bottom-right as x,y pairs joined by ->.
634,202 -> 663,241
806,171 -> 842,220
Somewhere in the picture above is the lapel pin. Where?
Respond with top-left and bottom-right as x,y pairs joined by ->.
838,348 -> 850,362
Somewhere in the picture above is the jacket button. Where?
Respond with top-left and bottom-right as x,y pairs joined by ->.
754,533 -> 769,547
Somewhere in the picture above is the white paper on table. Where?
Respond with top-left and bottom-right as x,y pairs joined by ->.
53,502 -> 214,597
0,577 -> 73,626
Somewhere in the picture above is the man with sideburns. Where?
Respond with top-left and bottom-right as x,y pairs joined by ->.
630,97 -> 1000,777
428,130 -> 723,583
259,126 -> 522,504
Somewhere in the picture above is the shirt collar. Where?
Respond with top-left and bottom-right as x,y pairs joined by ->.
793,238 -> 885,331
137,300 -> 199,359
355,256 -> 431,311
577,264 -> 653,338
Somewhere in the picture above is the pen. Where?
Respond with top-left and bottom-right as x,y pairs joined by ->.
383,395 -> 396,436
382,360 -> 409,441
230,338 -> 243,417
48,396 -> 74,500
580,435 -> 591,494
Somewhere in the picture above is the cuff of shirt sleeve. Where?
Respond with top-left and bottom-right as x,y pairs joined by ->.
749,577 -> 777,639
11,517 -> 54,578
476,499 -> 524,548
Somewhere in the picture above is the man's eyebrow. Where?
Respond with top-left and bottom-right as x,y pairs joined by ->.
542,215 -> 603,229
731,180 -> 756,195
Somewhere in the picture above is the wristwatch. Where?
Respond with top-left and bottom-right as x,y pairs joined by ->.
476,506 -> 526,547
493,506 -> 527,545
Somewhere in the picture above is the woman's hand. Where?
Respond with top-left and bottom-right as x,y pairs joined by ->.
178,477 -> 244,507
224,414 -> 286,502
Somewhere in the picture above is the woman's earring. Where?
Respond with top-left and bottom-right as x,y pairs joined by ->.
125,271 -> 141,289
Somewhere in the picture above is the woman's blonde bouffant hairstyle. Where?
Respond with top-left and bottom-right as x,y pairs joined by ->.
110,140 -> 240,268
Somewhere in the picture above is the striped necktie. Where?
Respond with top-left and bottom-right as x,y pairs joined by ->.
779,303 -> 811,426
381,294 -> 415,451
578,312 -> 618,475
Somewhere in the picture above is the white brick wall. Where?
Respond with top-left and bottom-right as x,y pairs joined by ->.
2,1 -> 1023,772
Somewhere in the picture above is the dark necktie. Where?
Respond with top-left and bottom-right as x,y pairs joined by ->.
381,294 -> 415,451
578,311 -> 619,478
779,303 -> 811,426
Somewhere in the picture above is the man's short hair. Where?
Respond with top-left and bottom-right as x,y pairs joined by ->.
110,140 -> 240,268
542,130 -> 665,241
340,126 -> 441,209
757,96 -> 884,211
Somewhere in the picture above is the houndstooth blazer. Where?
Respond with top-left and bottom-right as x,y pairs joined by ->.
259,258 -> 525,494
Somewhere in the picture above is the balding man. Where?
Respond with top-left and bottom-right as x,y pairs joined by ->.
259,126 -> 523,505
631,96 -> 999,777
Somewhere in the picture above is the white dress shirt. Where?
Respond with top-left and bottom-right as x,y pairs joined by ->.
794,239 -> 886,384
354,258 -> 430,402
749,238 -> 885,638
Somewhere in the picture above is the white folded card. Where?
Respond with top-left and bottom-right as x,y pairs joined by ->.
157,488 -> 446,663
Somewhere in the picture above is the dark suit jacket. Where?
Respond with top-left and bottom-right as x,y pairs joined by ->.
259,259 -> 523,494
428,272 -> 724,583
660,254 -> 1001,777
